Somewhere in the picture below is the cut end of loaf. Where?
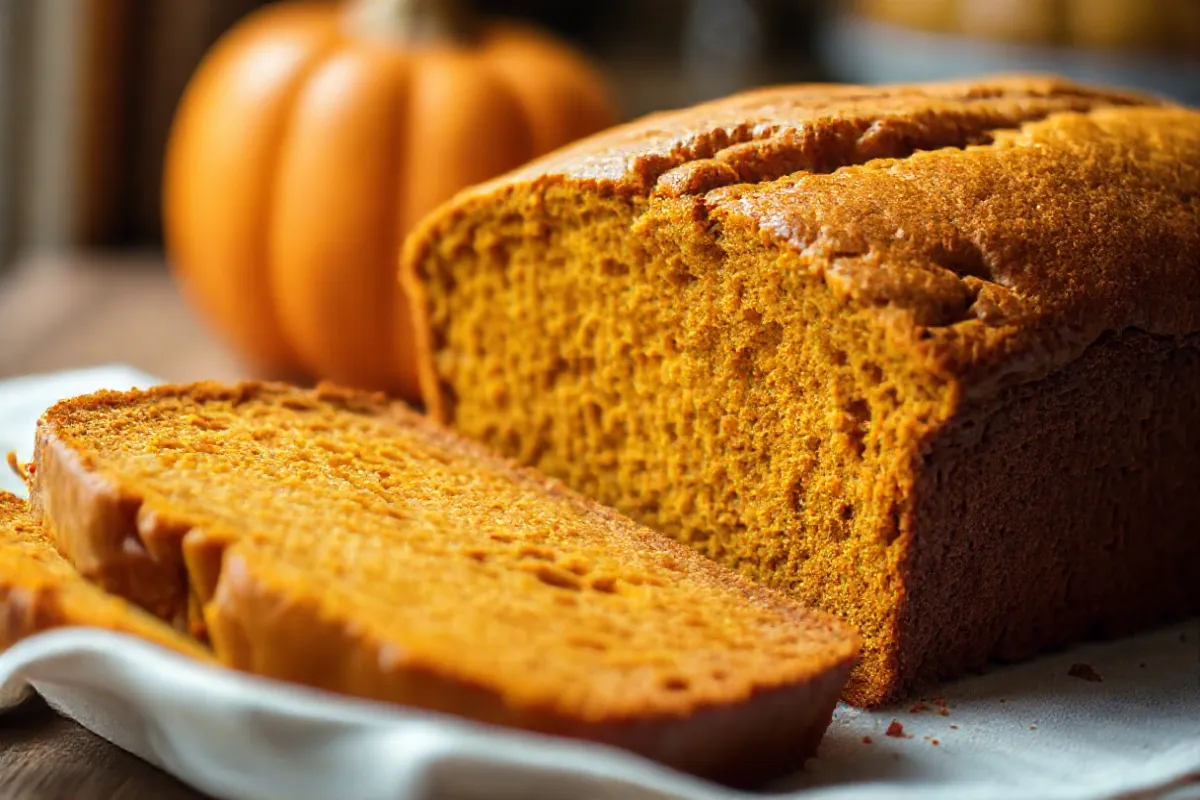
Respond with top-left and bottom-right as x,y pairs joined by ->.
404,180 -> 942,707
400,75 -> 1200,707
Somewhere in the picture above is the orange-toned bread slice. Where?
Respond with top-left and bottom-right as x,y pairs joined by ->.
0,491 -> 211,661
28,382 -> 859,785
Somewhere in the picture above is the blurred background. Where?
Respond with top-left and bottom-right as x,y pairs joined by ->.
0,0 -> 1197,386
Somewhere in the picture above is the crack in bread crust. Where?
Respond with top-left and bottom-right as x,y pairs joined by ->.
451,75 -> 1154,197
400,76 -> 1200,706
653,101 -> 1131,199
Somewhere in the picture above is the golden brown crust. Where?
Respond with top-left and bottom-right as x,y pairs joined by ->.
709,105 -> 1200,397
29,381 -> 859,784
894,329 -> 1200,702
397,74 -> 1200,707
0,492 -> 211,660
446,74 -> 1154,196
401,74 -> 1197,412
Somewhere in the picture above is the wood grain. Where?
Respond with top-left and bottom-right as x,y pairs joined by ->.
0,252 -> 248,383
0,697 -> 208,799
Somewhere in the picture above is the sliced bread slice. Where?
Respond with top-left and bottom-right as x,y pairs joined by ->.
29,381 -> 859,784
0,491 -> 210,660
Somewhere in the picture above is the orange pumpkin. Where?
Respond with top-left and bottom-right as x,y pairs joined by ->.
164,0 -> 615,400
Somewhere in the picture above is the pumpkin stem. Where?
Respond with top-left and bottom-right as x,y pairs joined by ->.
345,0 -> 479,45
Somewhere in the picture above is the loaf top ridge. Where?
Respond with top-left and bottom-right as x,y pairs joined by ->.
402,75 -> 1200,400
448,75 -> 1155,197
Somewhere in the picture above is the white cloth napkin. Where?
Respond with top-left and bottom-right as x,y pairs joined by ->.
0,366 -> 1197,800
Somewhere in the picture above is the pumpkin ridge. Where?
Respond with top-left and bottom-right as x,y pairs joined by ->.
165,3 -> 615,398
388,55 -> 423,397
258,34 -> 349,374
270,41 -> 407,389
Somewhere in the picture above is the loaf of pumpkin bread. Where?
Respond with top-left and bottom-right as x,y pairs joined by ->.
29,382 -> 858,785
0,491 -> 210,660
401,75 -> 1200,706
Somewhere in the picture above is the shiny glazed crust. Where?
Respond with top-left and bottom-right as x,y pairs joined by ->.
28,382 -> 859,786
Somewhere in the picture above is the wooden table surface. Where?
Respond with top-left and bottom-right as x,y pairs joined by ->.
0,252 -> 247,799
0,253 -> 247,383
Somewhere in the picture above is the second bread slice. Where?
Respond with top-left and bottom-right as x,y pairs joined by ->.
0,490 -> 211,661
29,382 -> 858,785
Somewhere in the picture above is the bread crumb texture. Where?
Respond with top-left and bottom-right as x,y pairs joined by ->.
34,383 -> 857,732
402,76 -> 1200,704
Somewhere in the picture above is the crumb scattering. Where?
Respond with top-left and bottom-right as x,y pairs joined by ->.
862,736 -> 873,744
909,701 -> 929,713
886,720 -> 906,738
950,724 -> 959,730
1068,662 -> 1103,682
